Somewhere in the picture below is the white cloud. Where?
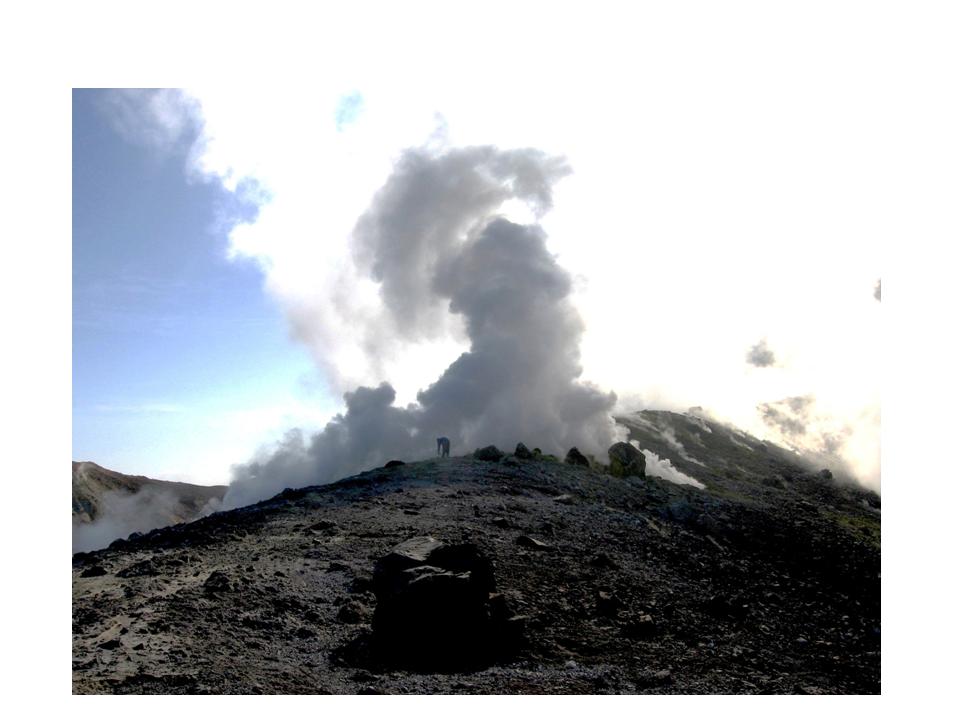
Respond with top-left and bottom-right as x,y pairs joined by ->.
115,13 -> 884,489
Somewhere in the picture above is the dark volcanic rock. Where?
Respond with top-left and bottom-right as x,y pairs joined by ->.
590,552 -> 618,569
564,447 -> 590,467
79,564 -> 108,578
607,442 -> 646,478
307,520 -> 339,535
116,559 -> 161,578
474,445 -> 505,462
514,443 -> 533,459
622,613 -> 657,639
516,535 -> 553,551
384,460 -> 406,469
595,590 -> 623,617
203,571 -> 233,594
338,601 -> 367,624
367,537 -> 514,670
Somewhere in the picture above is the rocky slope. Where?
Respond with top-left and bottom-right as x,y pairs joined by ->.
72,411 -> 880,694
72,462 -> 227,552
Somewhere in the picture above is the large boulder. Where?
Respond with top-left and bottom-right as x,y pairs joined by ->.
474,445 -> 505,462
564,447 -> 590,467
608,442 -> 646,478
514,443 -> 533,460
369,536 -> 519,669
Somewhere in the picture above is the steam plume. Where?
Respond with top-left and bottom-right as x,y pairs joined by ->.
758,395 -> 814,437
746,339 -> 776,368
224,147 -> 620,509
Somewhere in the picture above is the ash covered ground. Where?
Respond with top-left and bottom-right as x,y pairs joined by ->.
72,411 -> 879,694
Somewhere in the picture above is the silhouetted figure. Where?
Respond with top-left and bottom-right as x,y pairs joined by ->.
437,437 -> 450,458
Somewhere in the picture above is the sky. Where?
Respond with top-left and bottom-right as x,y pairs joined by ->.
73,34 -> 886,490
73,90 -> 337,484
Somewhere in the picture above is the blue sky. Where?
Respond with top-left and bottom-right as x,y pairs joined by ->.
72,89 -> 331,484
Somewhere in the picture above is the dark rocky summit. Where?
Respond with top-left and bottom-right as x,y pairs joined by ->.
72,410 -> 879,694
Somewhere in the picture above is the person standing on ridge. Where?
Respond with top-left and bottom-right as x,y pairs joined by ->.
437,436 -> 450,458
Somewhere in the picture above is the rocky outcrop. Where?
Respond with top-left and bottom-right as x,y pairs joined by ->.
474,446 -> 505,462
564,447 -> 590,467
369,537 -> 521,669
202,571 -> 233,595
607,442 -> 646,478
514,443 -> 533,459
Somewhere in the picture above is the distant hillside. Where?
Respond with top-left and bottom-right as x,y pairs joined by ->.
616,410 -> 880,515
72,462 -> 227,552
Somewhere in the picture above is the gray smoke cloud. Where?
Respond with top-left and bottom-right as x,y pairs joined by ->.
757,394 -> 857,479
224,146 -> 621,509
758,395 -> 814,436
874,279 -> 881,302
746,339 -> 776,368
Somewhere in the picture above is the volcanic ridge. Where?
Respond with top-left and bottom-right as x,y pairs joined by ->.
72,410 -> 880,694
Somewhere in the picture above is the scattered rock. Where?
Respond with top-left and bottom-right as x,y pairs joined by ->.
514,443 -> 533,459
337,601 -> 366,624
596,590 -> 623,617
98,639 -> 122,651
632,668 -> 674,689
202,571 -> 233,594
80,565 -> 108,578
607,442 -> 646,478
553,494 -> 575,505
474,445 -> 505,462
622,614 -> 657,639
704,593 -> 748,620
564,447 -> 590,467
516,535 -> 553,551
589,553 -> 618,569
492,517 -> 514,529
306,520 -> 340,538
350,670 -> 378,683
116,559 -> 161,578
348,576 -> 374,594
